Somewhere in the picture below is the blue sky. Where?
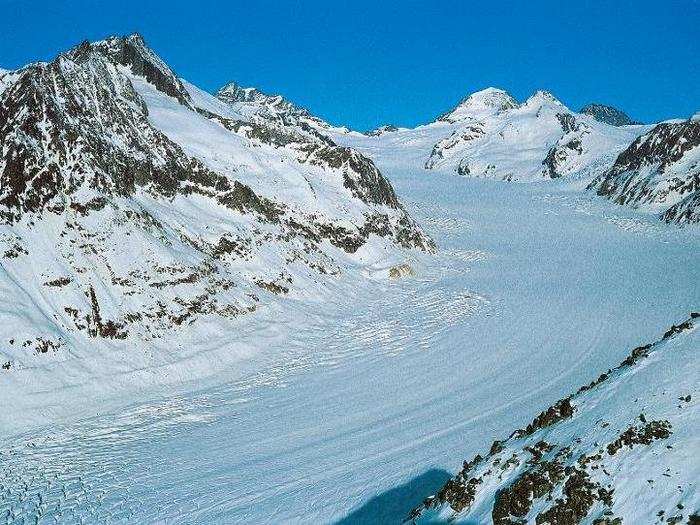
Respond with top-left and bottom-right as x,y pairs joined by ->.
1,0 -> 698,130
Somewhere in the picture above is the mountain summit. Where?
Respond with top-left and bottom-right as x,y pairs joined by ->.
0,34 -> 433,383
216,81 -> 310,119
216,81 -> 270,104
422,87 -> 641,181
438,88 -> 519,123
214,80 -> 349,134
581,103 -> 640,126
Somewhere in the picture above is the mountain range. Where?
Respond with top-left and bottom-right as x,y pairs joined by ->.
0,33 -> 433,376
345,88 -> 699,225
0,33 -> 697,525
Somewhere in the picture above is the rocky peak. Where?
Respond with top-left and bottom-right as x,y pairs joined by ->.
365,124 -> 399,137
92,33 -> 192,107
588,117 -> 700,223
216,81 -> 268,104
438,87 -> 519,122
0,39 -> 208,222
216,81 -> 312,120
580,103 -> 640,126
607,119 -> 700,174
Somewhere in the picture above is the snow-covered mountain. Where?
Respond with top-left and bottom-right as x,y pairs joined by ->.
331,88 -> 647,185
331,88 -> 700,224
436,87 -> 520,123
422,89 -> 644,181
0,34 -> 432,382
365,124 -> 400,137
214,81 -> 350,135
0,35 -> 697,524
408,313 -> 699,524
580,103 -> 640,126
589,116 -> 700,224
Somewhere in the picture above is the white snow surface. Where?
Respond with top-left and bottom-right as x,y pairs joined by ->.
1,116 -> 698,523
438,87 -> 519,122
348,87 -> 650,182
0,46 -> 698,525
0,38 -> 433,439
413,315 -> 699,523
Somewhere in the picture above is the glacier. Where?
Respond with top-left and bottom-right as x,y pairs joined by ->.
0,35 -> 698,525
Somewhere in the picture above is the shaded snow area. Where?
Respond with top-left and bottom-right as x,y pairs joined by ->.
0,35 -> 698,525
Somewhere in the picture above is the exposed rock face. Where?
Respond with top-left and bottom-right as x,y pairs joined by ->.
94,34 -> 193,107
540,113 -> 589,179
598,119 -> 700,175
309,145 -> 400,208
0,33 -> 434,371
408,313 -> 699,524
365,124 -> 399,137
580,103 -> 640,127
588,118 -> 700,223
0,35 -> 230,222
662,190 -> 700,223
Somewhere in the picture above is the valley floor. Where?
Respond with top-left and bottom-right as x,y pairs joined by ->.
1,167 -> 699,523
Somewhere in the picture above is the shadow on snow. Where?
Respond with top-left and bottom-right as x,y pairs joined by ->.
334,468 -> 452,524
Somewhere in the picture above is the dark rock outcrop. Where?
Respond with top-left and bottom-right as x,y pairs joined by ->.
588,118 -> 700,223
408,313 -> 698,524
580,103 -> 640,127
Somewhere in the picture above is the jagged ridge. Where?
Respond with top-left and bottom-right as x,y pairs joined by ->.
589,117 -> 700,224
408,313 -> 699,524
580,104 -> 640,127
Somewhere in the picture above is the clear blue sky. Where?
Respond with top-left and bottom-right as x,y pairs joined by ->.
1,0 -> 698,130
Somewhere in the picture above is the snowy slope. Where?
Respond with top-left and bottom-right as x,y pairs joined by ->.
436,87 -> 519,123
0,68 -> 14,95
423,89 -> 645,181
1,151 -> 697,524
589,117 -> 700,224
0,34 -> 433,414
409,313 -> 699,524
